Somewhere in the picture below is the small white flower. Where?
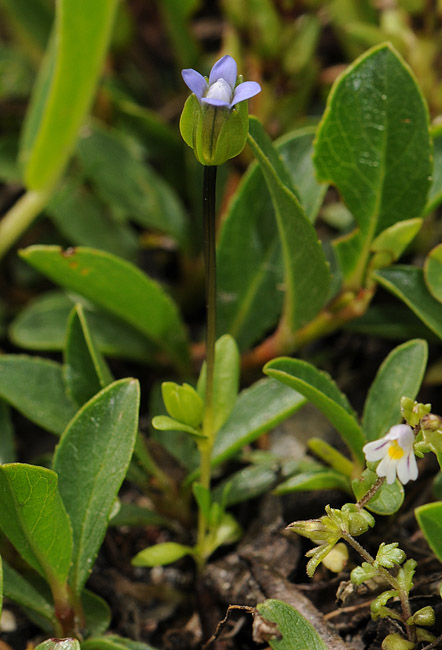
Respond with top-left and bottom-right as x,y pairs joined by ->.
363,424 -> 418,485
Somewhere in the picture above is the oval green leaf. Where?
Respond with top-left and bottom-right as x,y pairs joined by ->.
0,355 -> 76,434
362,339 -> 427,442
352,469 -> 404,515
0,464 -> 73,590
132,542 -> 193,568
315,44 -> 431,282
53,378 -> 140,595
415,502 -> 442,563
19,246 -> 190,370
256,599 -> 328,650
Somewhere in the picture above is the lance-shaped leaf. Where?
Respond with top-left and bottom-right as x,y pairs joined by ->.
247,117 -> 330,333
20,246 -> 190,370
314,43 -> 431,284
0,464 -> 73,591
264,357 -> 364,462
0,356 -> 76,434
53,378 -> 140,595
374,266 -> 442,342
217,127 -> 327,351
64,304 -> 113,407
3,560 -> 55,626
362,339 -> 427,442
21,0 -> 118,191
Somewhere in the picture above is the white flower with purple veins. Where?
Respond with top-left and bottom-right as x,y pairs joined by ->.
182,55 -> 261,109
363,424 -> 418,485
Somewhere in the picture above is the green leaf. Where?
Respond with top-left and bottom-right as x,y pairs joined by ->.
217,127 -> 326,351
47,180 -> 138,260
424,243 -> 442,303
415,502 -> 442,563
9,291 -> 156,362
64,304 -> 113,407
370,218 -> 423,267
374,266 -> 442,341
21,0 -> 119,191
264,357 -> 364,462
81,589 -> 111,637
109,503 -> 170,529
53,379 -> 140,595
197,334 -> 240,433
425,126 -> 442,214
20,246 -> 190,370
35,640 -> 80,650
0,399 -> 15,463
256,599 -> 328,650
192,483 -> 211,520
352,468 -> 404,515
2,560 -> 55,625
314,44 -> 431,284
0,355 -> 76,434
0,464 -> 73,589
362,339 -> 428,442
0,0 -> 52,53
247,118 -> 330,333
307,438 -> 354,476
76,123 -> 189,249
82,635 -> 158,650
345,304 -> 438,341
274,468 -> 352,495
132,542 -> 194,567
151,415 -> 206,439
213,463 -> 279,506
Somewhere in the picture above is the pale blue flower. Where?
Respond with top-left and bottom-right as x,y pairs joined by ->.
182,55 -> 261,109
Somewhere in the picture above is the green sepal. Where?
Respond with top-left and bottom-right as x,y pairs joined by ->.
180,93 -> 249,166
341,503 -> 375,536
305,542 -> 336,578
161,381 -> 204,428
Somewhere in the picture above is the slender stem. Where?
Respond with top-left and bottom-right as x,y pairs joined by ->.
356,477 -> 385,509
0,189 -> 51,260
196,165 -> 218,568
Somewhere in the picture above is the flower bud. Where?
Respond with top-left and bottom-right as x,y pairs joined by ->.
161,381 -> 204,428
381,633 -> 415,650
407,605 -> 436,626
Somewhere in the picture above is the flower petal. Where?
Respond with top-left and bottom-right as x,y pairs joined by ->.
182,68 -> 208,100
396,454 -> 411,484
377,455 -> 397,484
201,97 -> 231,108
363,438 -> 390,462
231,81 -> 262,106
209,55 -> 237,89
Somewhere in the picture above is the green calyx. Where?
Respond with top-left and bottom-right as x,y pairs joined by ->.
161,381 -> 204,428
179,94 -> 249,166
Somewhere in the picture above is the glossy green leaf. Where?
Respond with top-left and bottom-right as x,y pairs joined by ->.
352,469 -> 404,515
424,244 -> 442,303
0,464 -> 73,589
0,399 -> 15,463
82,635 -> 157,650
47,181 -> 138,260
9,291 -> 156,362
264,357 -> 364,462
256,599 -> 328,650
53,379 -> 140,595
22,0 -> 118,191
415,502 -> 442,563
247,118 -> 330,333
64,304 -> 113,407
374,266 -> 442,341
273,468 -> 352,495
76,123 -> 189,249
307,438 -> 354,476
132,542 -> 194,568
346,304 -> 437,341
217,127 -> 326,351
425,126 -> 442,214
81,589 -> 111,637
20,246 -> 190,370
197,335 -> 240,433
362,340 -> 427,442
315,44 -> 431,283
35,640 -> 80,650
0,355 -> 76,434
2,560 -> 55,625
